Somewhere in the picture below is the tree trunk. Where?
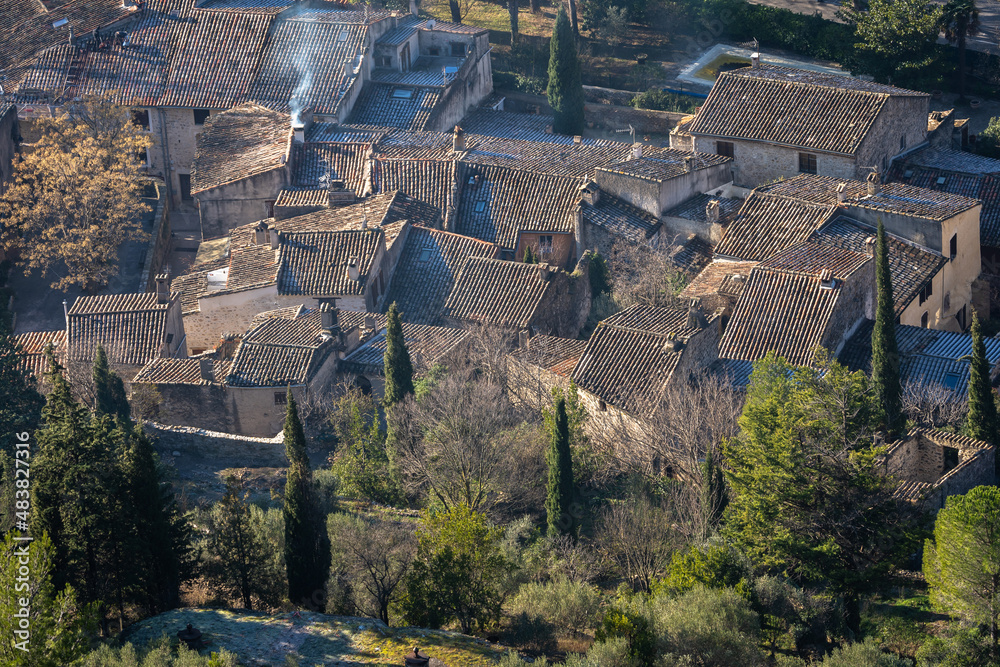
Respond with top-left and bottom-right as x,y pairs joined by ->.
845,592 -> 862,637
450,0 -> 462,23
567,0 -> 579,37
530,0 -> 539,12
509,0 -> 519,45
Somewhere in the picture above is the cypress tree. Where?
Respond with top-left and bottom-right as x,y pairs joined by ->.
509,0 -> 519,44
545,396 -> 576,537
523,245 -> 537,264
0,321 -> 44,456
383,302 -> 414,407
92,344 -> 131,424
965,311 -> 998,446
283,389 -> 330,608
871,219 -> 903,438
700,449 -> 727,538
547,7 -> 585,136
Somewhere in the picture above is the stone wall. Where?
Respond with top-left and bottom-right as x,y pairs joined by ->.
515,230 -> 576,269
857,95 -> 930,176
144,421 -> 287,466
0,105 -> 19,197
595,170 -> 662,217
149,107 -> 220,208
693,136 -> 856,189
425,32 -> 494,132
935,448 -> 996,508
530,254 -> 592,338
821,260 -> 875,357
197,166 -> 290,239
140,181 -> 171,291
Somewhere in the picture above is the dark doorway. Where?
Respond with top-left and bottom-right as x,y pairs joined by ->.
179,174 -> 192,200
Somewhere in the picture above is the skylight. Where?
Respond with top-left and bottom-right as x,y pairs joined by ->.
338,30 -> 349,42
392,88 -> 413,100
474,201 -> 486,213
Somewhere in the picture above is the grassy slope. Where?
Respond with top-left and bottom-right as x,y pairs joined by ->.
123,608 -> 506,666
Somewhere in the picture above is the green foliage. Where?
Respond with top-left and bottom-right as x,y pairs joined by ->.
917,627 -> 1000,667
587,250 -> 612,297
629,89 -> 699,114
841,0 -> 942,83
400,504 -> 514,634
502,611 -> 558,653
595,607 -> 657,666
77,637 -> 239,667
0,322 -> 44,457
872,219 -> 903,437
547,7 -> 585,135
282,391 -> 330,608
545,395 -> 576,537
202,477 -> 284,610
700,450 -> 727,533
980,117 -> 1000,159
819,637 -> 913,666
723,352 -> 915,633
924,485 -> 1000,640
965,312 -> 997,444
508,577 -> 602,635
0,532 -> 99,667
328,388 -> 403,505
92,344 -> 130,424
522,245 -> 537,264
383,302 -> 415,408
566,637 -> 639,667
655,542 -> 751,598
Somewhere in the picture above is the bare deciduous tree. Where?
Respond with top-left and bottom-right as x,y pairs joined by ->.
902,380 -> 967,428
596,494 -> 682,591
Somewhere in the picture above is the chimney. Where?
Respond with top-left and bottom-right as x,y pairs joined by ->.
866,170 -> 880,196
319,300 -> 339,332
518,330 -> 529,348
270,228 -> 280,250
684,155 -> 693,173
291,109 -> 313,144
453,126 -> 466,152
347,257 -> 361,281
631,142 -> 643,159
538,263 -> 552,281
687,297 -> 707,329
751,52 -> 760,68
198,358 -> 214,383
819,268 -> 835,289
155,274 -> 170,305
63,299 -> 69,328
663,333 -> 682,353
409,0 -> 418,15
864,236 -> 876,257
705,199 -> 720,223
573,135 -> 582,145
836,182 -> 847,204
254,221 -> 269,245
217,332 -> 239,359
580,181 -> 600,206
364,314 -> 377,332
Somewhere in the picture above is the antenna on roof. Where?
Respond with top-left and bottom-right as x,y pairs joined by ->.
613,124 -> 636,144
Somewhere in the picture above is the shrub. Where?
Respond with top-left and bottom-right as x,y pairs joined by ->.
502,611 -> 559,654
565,637 -> 640,667
654,542 -> 752,598
595,607 -> 657,665
916,627 -> 1000,667
629,89 -> 700,114
509,577 -> 603,635
979,116 -> 1000,159
78,637 -> 240,666
820,638 -> 912,666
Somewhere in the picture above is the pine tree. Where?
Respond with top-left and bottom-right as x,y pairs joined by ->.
383,302 -> 414,408
547,7 -> 585,136
0,320 -> 44,456
283,390 -> 330,608
207,476 -> 270,610
965,311 -> 998,445
92,344 -> 131,424
545,396 -> 576,537
871,219 -> 903,438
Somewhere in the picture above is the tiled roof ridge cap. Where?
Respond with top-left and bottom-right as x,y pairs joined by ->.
597,320 -> 701,341
725,65 -> 925,96
461,158 -> 590,181
411,225 -> 495,247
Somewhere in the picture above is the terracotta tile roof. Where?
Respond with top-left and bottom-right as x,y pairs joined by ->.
226,306 -> 334,387
371,158 -> 455,220
191,102 -> 290,193
462,134 -> 633,178
760,239 -> 871,278
192,0 -> 294,14
903,148 -> 1000,175
291,141 -> 368,193
573,305 -> 710,411
66,292 -> 179,366
666,234 -> 714,277
509,334 -> 588,377
132,356 -> 232,384
341,321 -> 469,373
248,19 -> 366,115
686,65 -> 925,155
595,150 -> 731,182
461,108 -> 620,146
715,192 -> 835,261
812,216 -> 945,314
371,57 -> 464,87
443,256 -> 556,329
383,226 -> 496,325
375,15 -> 423,46
581,195 -> 660,243
719,250 -> 869,366
2,0 -> 45,28
384,194 -> 443,228
709,357 -> 755,388
225,243 -> 279,292
680,259 -> 758,301
347,83 -> 440,131
159,10 -> 272,108
664,193 -> 742,224
306,123 -> 384,143
455,164 -> 580,251
278,228 -> 382,296
13,330 -> 66,381
373,128 -> 455,160
759,174 -> 980,221
275,187 -> 328,208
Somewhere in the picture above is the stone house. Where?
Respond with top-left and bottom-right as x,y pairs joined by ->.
173,192 -> 412,352
442,255 -> 592,339
0,104 -> 19,196
885,429 -> 995,510
506,334 -> 588,410
673,63 -> 929,188
133,304 -> 358,437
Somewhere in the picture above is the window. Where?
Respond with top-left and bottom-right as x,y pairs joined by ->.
715,141 -> 734,158
937,176 -> 947,186
418,247 -> 432,262
921,311 -> 929,328
943,446 -> 960,473
265,200 -> 276,218
450,41 -> 466,57
378,55 -> 392,67
391,88 -> 413,99
539,235 -> 554,255
943,372 -> 962,390
193,108 -> 210,125
597,399 -> 607,412
428,46 -> 440,56
950,233 -> 958,259
165,333 -> 174,344
131,108 -> 149,130
473,201 -> 486,213
918,280 -> 933,306
958,304 -> 967,330
338,29 -> 349,42
798,152 -> 817,174
178,174 -> 192,200
274,392 -> 287,405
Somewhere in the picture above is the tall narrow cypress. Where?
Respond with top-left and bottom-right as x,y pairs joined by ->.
545,396 -> 576,537
0,320 -> 44,456
283,389 -> 330,608
383,302 -> 414,407
871,219 -> 902,438
93,344 -> 131,424
547,7 -> 585,136
700,449 -> 727,538
966,311 -> 998,446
